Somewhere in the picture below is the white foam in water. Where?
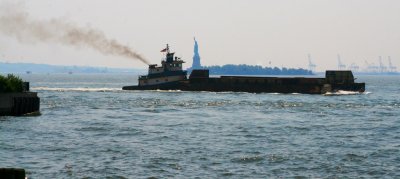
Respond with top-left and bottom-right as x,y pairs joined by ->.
154,89 -> 182,92
31,87 -> 122,92
324,90 -> 369,96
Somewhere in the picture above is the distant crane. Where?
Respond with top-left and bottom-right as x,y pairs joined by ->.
364,60 -> 370,72
378,56 -> 387,73
388,56 -> 397,73
307,54 -> 316,72
337,54 -> 346,70
349,63 -> 360,72
365,60 -> 379,73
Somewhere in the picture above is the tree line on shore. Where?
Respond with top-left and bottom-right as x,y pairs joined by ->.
188,64 -> 312,75
0,74 -> 24,93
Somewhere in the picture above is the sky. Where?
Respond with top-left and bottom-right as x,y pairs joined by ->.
0,0 -> 399,71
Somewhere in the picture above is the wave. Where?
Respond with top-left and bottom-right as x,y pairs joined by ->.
154,89 -> 182,92
31,87 -> 122,92
31,87 -> 372,96
324,90 -> 371,96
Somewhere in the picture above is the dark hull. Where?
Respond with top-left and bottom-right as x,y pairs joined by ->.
182,82 -> 365,94
122,81 -> 183,91
122,78 -> 365,94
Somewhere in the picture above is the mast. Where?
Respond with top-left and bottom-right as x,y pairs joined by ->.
165,44 -> 175,63
166,44 -> 170,54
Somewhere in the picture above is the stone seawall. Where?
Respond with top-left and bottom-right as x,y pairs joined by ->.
0,92 -> 40,116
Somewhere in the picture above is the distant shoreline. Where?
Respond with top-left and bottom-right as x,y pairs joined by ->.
2,62 -> 398,76
0,62 -> 146,74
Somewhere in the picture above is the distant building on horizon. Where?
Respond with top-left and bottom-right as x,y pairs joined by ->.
192,38 -> 201,69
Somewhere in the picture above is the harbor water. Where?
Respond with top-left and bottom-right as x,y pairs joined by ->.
1,73 -> 399,178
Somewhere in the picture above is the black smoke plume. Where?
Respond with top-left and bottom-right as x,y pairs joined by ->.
0,3 -> 149,65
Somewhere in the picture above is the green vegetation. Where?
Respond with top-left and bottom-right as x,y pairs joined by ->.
0,74 -> 24,93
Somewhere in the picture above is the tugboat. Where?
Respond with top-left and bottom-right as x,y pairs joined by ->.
122,44 -> 365,94
122,44 -> 187,90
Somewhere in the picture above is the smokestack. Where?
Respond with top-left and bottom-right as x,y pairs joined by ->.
0,3 -> 149,65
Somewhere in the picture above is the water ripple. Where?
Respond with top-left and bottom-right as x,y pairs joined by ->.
1,74 -> 399,178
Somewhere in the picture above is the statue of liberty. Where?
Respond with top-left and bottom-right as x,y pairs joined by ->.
192,37 -> 201,69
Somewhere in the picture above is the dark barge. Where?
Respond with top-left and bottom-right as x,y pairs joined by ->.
123,45 -> 365,94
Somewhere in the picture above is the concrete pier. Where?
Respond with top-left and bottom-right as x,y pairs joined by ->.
0,92 -> 40,116
0,168 -> 26,179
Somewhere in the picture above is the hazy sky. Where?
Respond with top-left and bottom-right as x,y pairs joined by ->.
0,0 -> 399,71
